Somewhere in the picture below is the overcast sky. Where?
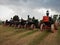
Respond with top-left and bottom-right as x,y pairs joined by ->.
0,0 -> 60,21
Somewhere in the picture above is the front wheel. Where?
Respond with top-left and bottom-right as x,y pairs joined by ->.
40,24 -> 44,31
51,24 -> 55,33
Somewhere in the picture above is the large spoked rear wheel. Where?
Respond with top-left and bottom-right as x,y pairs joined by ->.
40,24 -> 44,31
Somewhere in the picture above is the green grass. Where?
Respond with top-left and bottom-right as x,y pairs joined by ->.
8,30 -> 39,43
0,25 -> 54,45
0,25 -> 34,37
0,29 -> 38,44
28,31 -> 50,45
18,30 -> 38,39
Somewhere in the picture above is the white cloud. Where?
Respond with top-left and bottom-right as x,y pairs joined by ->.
0,5 -> 15,21
0,0 -> 60,21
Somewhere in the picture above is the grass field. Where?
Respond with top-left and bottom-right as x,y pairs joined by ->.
0,25 -> 60,45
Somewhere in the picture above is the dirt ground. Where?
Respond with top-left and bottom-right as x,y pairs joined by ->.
38,31 -> 57,45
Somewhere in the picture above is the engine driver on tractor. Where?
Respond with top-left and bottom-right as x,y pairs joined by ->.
40,10 -> 56,33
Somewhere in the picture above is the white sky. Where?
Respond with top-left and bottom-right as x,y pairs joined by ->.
0,5 -> 15,21
0,5 -> 59,21
0,0 -> 60,21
